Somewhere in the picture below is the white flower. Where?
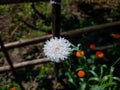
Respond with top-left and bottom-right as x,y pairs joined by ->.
43,37 -> 72,62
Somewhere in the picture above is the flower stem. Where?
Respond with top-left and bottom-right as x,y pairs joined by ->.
112,57 -> 120,67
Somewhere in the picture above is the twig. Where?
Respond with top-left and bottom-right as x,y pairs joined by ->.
11,24 -> 21,36
94,44 -> 115,50
20,19 -> 39,30
31,3 -> 47,21
31,3 -> 51,26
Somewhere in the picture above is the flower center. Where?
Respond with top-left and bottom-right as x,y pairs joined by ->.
53,43 -> 61,54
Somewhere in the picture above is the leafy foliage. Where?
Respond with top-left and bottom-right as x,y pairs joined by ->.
0,82 -> 20,90
58,44 -> 120,90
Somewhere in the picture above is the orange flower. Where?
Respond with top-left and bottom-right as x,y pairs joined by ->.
96,51 -> 104,58
111,34 -> 120,39
89,44 -> 96,49
10,87 -> 16,90
76,51 -> 85,58
77,70 -> 86,78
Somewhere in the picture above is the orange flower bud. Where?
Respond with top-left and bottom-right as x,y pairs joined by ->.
96,51 -> 104,58
89,44 -> 96,50
77,70 -> 86,78
111,34 -> 120,39
10,87 -> 16,90
76,51 -> 85,58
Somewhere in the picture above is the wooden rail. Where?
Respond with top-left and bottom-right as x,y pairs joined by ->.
0,0 -> 49,5
0,21 -> 120,51
0,44 -> 117,72
0,58 -> 50,72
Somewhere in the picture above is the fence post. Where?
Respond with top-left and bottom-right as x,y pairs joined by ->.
0,37 -> 25,90
51,0 -> 61,82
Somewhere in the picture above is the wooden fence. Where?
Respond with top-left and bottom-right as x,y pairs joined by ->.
0,0 -> 60,89
0,0 -> 120,90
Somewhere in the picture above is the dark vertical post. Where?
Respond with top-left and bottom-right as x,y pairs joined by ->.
0,37 -> 25,90
51,0 -> 61,83
51,0 -> 61,37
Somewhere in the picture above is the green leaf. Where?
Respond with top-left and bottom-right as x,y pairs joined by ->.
80,83 -> 87,90
90,65 -> 96,71
66,72 -> 73,82
110,66 -> 114,74
102,82 -> 117,88
100,65 -> 107,77
113,77 -> 120,82
89,70 -> 98,77
90,85 -> 104,90
102,75 -> 109,82
88,77 -> 99,83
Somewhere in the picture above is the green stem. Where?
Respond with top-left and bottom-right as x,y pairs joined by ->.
112,57 -> 120,67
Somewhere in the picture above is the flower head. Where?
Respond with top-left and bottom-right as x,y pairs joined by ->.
43,37 -> 72,62
96,51 -> 104,58
111,33 -> 120,39
89,44 -> 96,50
76,51 -> 85,58
77,70 -> 86,78
10,87 -> 16,90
